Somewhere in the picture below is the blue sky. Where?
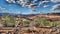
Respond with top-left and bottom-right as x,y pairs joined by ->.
0,0 -> 60,14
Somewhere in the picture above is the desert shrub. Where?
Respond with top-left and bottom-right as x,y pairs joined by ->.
22,20 -> 30,27
53,21 -> 60,28
3,15 -> 16,27
31,17 -> 58,27
5,22 -> 15,27
5,19 -> 15,27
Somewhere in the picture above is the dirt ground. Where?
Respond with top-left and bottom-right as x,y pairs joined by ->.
20,27 -> 60,34
0,27 -> 60,34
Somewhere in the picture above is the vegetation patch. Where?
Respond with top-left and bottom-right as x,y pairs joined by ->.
30,17 -> 60,27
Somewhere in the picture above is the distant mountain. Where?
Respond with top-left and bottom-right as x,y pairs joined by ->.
0,13 -> 60,21
0,12 -> 60,16
47,13 -> 60,15
0,13 -> 3,16
0,13 -> 19,16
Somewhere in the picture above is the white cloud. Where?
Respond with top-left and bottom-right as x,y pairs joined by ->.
43,5 -> 50,8
6,0 -> 15,3
6,0 -> 52,12
51,4 -> 60,11
38,0 -> 49,7
16,0 -> 38,11
51,0 -> 60,3
6,0 -> 50,8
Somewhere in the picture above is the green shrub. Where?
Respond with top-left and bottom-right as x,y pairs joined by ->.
3,15 -> 16,27
22,20 -> 30,27
32,17 -> 59,27
5,22 -> 15,27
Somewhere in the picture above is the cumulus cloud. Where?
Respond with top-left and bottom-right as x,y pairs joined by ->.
6,0 -> 49,6
6,0 -> 15,3
51,0 -> 60,3
16,0 -> 39,11
6,0 -> 51,11
51,4 -> 60,11
38,0 -> 49,6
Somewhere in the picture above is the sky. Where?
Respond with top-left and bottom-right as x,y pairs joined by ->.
0,0 -> 60,14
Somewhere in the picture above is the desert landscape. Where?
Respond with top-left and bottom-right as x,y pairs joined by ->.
0,0 -> 60,34
0,13 -> 60,34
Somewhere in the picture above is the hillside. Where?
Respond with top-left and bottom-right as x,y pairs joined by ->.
23,13 -> 60,21
0,13 -> 60,20
0,13 -> 60,34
